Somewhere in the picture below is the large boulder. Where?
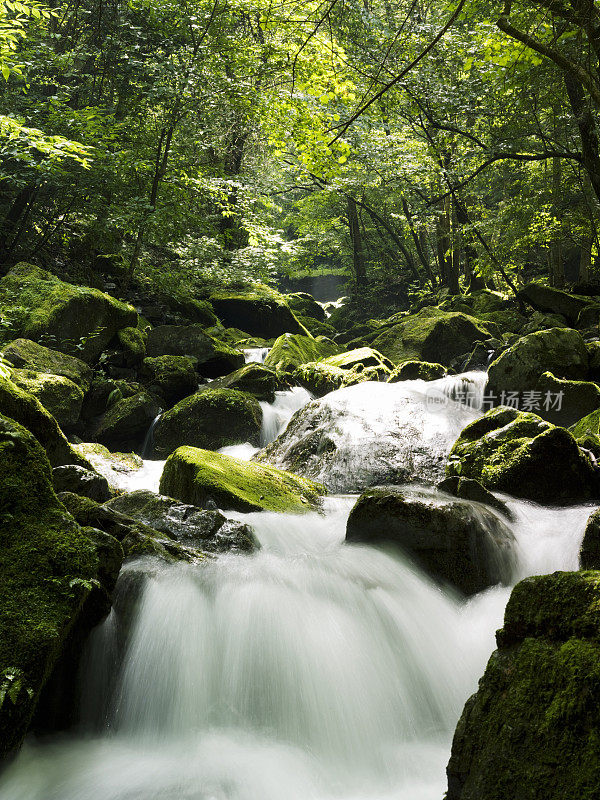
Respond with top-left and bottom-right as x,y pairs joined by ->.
106,490 -> 258,553
10,369 -> 84,429
285,292 -> 326,322
446,406 -> 600,505
145,325 -> 244,377
321,347 -> 394,373
114,326 -> 147,366
0,415 -> 122,759
346,486 -> 515,594
198,363 -> 277,402
94,391 -> 162,451
140,355 -> 199,407
370,307 -> 492,366
153,388 -> 262,457
160,447 -> 325,513
0,375 -> 89,467
264,333 -> 339,373
293,361 -> 346,397
486,328 -> 589,396
209,288 -> 307,338
0,262 -> 137,361
388,360 -> 448,382
256,380 -> 479,492
1,339 -> 92,391
534,371 -> 600,427
446,571 -> 600,800
52,465 -> 111,502
519,281 -> 592,324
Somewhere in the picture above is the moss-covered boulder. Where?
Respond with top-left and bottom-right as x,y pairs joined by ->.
519,281 -> 593,324
159,446 -> 325,513
571,407 -> 600,443
292,361 -> 346,397
10,369 -> 84,429
94,391 -> 162,451
115,326 -> 146,366
446,571 -> 600,800
153,388 -> 262,457
437,476 -> 514,521
52,465 -> 111,503
295,315 -> 337,338
487,327 -> 589,396
198,363 -> 277,402
0,262 -> 137,361
0,415 -> 122,759
534,371 -> 600,427
370,307 -> 492,366
321,346 -> 394,373
106,490 -> 258,553
145,325 -> 244,377
209,287 -> 307,338
346,486 -> 514,595
446,406 -> 599,505
264,333 -> 339,373
140,355 -> 198,407
285,292 -> 326,321
388,360 -> 448,382
1,339 -> 92,391
580,509 -> 600,569
0,375 -> 88,467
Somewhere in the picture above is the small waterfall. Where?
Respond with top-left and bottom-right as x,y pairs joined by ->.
141,413 -> 162,459
243,347 -> 271,364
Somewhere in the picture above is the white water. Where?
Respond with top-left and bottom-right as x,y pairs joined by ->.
0,370 -> 592,800
243,347 -> 271,364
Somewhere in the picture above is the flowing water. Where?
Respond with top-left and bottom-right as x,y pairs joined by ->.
0,374 -> 591,800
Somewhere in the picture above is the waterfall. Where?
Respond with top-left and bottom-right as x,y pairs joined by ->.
243,347 -> 271,364
0,371 -> 591,800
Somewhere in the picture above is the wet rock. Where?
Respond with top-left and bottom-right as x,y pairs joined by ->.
264,333 -> 339,373
370,307 -> 492,366
52,464 -> 111,502
388,360 -> 448,382
94,391 -> 162,451
487,328 -> 589,397
446,571 -> 600,800
0,262 -> 137,362
1,339 -> 93,391
0,415 -> 122,759
140,355 -> 199,407
580,508 -> 600,569
198,363 -> 277,402
145,325 -> 244,377
293,362 -> 346,397
446,406 -> 599,505
437,476 -> 514,521
153,388 -> 262,457
160,446 -> 325,513
209,289 -> 306,338
106,490 -> 258,553
346,486 -> 515,595
321,346 -> 394,373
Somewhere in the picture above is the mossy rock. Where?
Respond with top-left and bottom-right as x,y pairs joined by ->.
285,292 -> 326,322
0,262 -> 137,362
209,287 -> 307,338
388,360 -> 448,382
446,570 -> 600,800
159,446 -> 326,513
197,363 -> 277,402
534,371 -> 600,427
571,407 -> 600,441
487,327 -> 589,397
292,361 -> 346,397
321,346 -> 394,373
71,442 -> 143,491
140,355 -> 198,407
145,325 -> 244,377
446,406 -> 599,505
519,310 -> 569,334
296,314 -> 337,338
115,326 -> 147,366
94,391 -> 162,451
52,464 -> 111,503
203,326 -> 267,348
346,486 -> 515,595
0,415 -> 122,759
264,333 -> 339,373
370,307 -> 493,366
0,375 -> 89,467
10,369 -> 84,429
1,339 -> 92,391
519,281 -> 593,324
153,388 -> 262,457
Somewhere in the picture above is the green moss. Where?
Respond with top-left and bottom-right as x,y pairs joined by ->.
264,334 -> 339,372
199,363 -> 277,401
1,338 -> 92,391
321,347 -> 393,373
140,355 -> 198,406
160,446 -> 326,513
446,407 -> 598,505
10,369 -> 84,428
571,407 -> 600,438
153,388 -> 262,456
209,287 -> 308,338
116,326 -> 147,364
388,360 -> 448,382
293,362 -> 346,397
0,262 -> 137,361
0,415 -> 107,757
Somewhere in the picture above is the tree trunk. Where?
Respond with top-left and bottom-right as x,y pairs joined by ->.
347,197 -> 367,287
550,156 -> 564,287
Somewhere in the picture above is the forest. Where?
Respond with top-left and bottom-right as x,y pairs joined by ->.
0,1 -> 600,799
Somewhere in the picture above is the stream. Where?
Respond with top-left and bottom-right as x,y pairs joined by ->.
0,372 -> 591,800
